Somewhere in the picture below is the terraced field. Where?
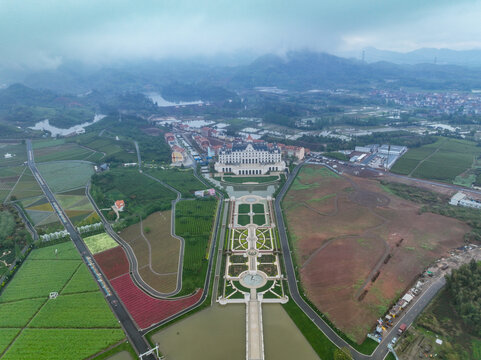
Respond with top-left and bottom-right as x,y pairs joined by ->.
0,241 -> 124,359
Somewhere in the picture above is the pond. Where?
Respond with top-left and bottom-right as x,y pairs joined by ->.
152,303 -> 319,360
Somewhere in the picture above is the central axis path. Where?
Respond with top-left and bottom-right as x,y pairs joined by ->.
247,290 -> 264,360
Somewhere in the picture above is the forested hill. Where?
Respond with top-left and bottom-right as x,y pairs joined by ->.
15,51 -> 481,97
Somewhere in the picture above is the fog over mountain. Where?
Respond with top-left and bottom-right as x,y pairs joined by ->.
2,0 -> 481,82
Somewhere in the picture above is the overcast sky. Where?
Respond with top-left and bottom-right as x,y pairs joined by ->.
1,0 -> 481,71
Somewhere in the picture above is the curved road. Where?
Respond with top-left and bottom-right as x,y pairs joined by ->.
275,161 -> 447,360
25,140 -> 156,360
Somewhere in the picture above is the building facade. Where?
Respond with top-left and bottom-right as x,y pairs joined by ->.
214,142 -> 286,175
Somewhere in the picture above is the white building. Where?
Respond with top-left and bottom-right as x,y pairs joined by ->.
450,191 -> 481,209
378,145 -> 407,156
215,140 -> 286,175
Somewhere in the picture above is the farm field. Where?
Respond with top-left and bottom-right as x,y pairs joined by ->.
21,189 -> 98,227
83,232 -> 118,254
90,168 -> 176,224
119,211 -> 180,294
391,137 -> 481,183
175,198 -> 218,295
33,142 -> 102,163
0,142 -> 27,167
146,168 -> 205,198
5,167 -> 43,202
283,165 -> 469,343
0,241 -> 124,359
66,133 -> 137,164
94,244 -> 204,329
38,161 -> 94,193
0,166 -> 25,202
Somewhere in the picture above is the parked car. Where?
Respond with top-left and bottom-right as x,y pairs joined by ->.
391,337 -> 397,344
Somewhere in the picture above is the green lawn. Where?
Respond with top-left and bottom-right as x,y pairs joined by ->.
252,203 -> 265,214
222,175 -> 278,184
37,162 -> 94,193
237,214 -> 250,226
238,204 -> 250,214
253,214 -> 266,226
83,233 -> 118,254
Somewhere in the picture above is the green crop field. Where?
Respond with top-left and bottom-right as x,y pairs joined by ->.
0,241 -> 124,359
66,133 -> 138,164
91,168 -> 176,225
38,162 -> 94,193
0,142 -> 27,167
32,139 -> 66,150
146,167 -> 205,198
61,265 -> 100,294
391,137 -> 481,183
28,241 -> 80,260
0,299 -> 45,327
7,167 -> 43,202
2,328 -> 125,360
34,143 -> 99,163
175,198 -> 217,294
83,232 -> 118,254
0,260 -> 81,303
30,292 -> 119,328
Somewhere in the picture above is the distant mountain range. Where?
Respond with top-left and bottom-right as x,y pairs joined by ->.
5,50 -> 481,100
360,47 -> 481,67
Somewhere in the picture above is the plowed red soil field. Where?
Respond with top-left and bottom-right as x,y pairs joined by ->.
283,165 -> 469,342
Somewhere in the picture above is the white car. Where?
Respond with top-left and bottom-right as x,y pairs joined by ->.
391,337 -> 397,344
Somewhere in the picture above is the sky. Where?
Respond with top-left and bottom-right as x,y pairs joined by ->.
1,0 -> 481,72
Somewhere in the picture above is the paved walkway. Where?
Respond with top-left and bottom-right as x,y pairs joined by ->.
247,289 -> 264,360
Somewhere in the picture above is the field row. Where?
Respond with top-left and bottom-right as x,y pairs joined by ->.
0,241 -> 124,359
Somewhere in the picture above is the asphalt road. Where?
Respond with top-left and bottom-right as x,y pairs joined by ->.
26,140 -> 156,360
274,161 -> 448,360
